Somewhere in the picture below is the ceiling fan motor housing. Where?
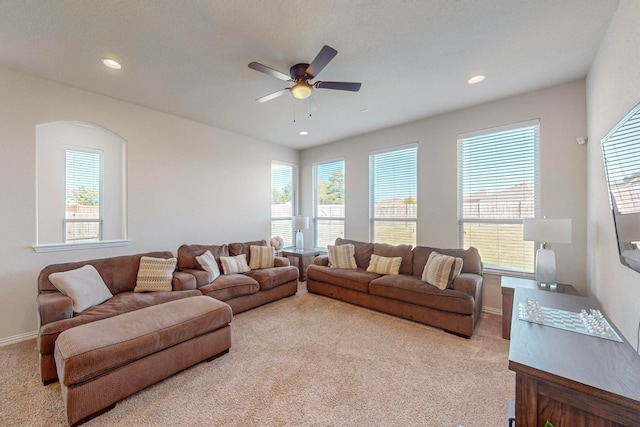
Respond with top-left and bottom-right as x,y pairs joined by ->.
290,63 -> 312,81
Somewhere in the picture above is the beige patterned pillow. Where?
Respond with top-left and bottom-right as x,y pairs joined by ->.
196,250 -> 220,282
249,245 -> 275,269
49,265 -> 113,313
220,254 -> 251,274
134,256 -> 177,292
328,244 -> 357,269
366,254 -> 402,275
422,251 -> 463,290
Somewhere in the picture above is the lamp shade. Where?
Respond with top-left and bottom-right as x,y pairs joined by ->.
293,215 -> 309,230
523,218 -> 572,244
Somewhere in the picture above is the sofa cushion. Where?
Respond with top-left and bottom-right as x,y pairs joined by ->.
48,265 -> 113,313
39,251 -> 176,295
422,251 -> 463,290
196,250 -> 221,282
335,238 -> 374,269
307,265 -> 379,293
220,254 -> 251,274
229,240 -> 267,264
134,256 -> 177,292
197,274 -> 259,301
328,244 -> 358,269
412,246 -> 482,277
38,290 -> 201,357
373,243 -> 413,275
177,244 -> 227,271
369,275 -> 474,315
366,254 -> 402,275
245,266 -> 299,291
249,245 -> 275,269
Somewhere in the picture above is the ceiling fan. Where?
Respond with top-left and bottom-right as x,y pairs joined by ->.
248,45 -> 362,103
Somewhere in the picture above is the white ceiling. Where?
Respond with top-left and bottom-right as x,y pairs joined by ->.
0,1 -> 618,149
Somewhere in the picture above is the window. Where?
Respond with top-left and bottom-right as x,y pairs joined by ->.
271,162 -> 297,246
65,148 -> 103,242
314,159 -> 345,248
457,120 -> 539,273
370,145 -> 417,245
35,121 -> 127,251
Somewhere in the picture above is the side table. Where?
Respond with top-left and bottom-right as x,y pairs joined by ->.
501,276 -> 579,339
280,248 -> 322,282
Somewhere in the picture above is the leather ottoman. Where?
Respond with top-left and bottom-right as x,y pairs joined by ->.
54,296 -> 232,426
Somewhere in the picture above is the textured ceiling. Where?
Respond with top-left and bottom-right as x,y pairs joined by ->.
0,0 -> 618,149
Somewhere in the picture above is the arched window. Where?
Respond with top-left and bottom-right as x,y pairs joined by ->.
34,121 -> 128,251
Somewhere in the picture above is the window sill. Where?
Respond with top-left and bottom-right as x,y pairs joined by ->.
32,239 -> 130,253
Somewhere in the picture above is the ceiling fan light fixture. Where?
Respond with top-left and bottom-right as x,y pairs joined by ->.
291,82 -> 312,100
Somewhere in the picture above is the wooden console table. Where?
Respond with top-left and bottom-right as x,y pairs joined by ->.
501,276 -> 579,339
508,288 -> 640,426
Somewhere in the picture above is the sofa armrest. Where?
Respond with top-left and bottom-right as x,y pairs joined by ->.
172,271 -> 197,291
313,255 -> 330,266
274,256 -> 290,267
451,273 -> 482,299
37,292 -> 73,326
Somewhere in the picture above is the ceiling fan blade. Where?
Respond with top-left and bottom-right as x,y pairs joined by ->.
315,81 -> 362,92
256,88 -> 290,103
306,45 -> 338,78
248,62 -> 291,81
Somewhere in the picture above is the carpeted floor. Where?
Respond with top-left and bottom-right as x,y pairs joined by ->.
0,284 -> 514,426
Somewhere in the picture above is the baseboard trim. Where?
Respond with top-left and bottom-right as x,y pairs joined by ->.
0,330 -> 37,347
482,306 -> 502,316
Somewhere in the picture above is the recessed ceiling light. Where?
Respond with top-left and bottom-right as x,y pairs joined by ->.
360,108 -> 369,113
299,131 -> 309,136
467,75 -> 485,84
101,58 -> 122,70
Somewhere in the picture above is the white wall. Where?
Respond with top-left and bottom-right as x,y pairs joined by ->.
0,66 -> 298,343
586,0 -> 640,347
301,80 -> 588,313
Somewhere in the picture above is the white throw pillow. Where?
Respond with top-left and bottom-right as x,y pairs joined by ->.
422,251 -> 463,290
134,256 -> 177,292
366,254 -> 402,275
196,250 -> 221,282
220,254 -> 251,274
328,244 -> 357,269
48,265 -> 113,313
249,245 -> 275,269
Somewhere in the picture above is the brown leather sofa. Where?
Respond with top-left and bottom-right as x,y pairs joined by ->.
36,251 -> 201,385
176,240 -> 299,314
307,238 -> 483,337
37,241 -> 298,385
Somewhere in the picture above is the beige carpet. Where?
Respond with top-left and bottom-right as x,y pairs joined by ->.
0,285 -> 514,426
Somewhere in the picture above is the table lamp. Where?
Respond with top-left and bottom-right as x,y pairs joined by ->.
523,217 -> 572,287
293,215 -> 309,250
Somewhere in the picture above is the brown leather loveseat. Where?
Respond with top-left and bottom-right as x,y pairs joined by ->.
307,238 -> 483,337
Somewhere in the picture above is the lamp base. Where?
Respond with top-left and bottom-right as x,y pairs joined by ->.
295,230 -> 304,250
535,248 -> 557,286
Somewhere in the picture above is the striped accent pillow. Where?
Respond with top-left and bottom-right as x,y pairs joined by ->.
134,256 -> 177,292
422,251 -> 463,290
249,245 -> 275,269
328,244 -> 357,269
196,250 -> 221,282
366,254 -> 402,275
220,254 -> 251,274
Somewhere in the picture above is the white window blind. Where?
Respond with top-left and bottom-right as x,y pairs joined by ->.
65,148 -> 103,242
314,159 -> 345,248
271,162 -> 296,246
457,121 -> 539,273
602,110 -> 640,215
370,145 -> 417,245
